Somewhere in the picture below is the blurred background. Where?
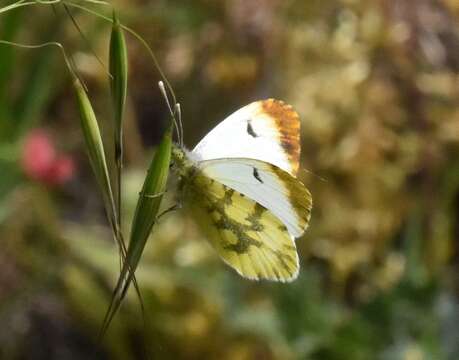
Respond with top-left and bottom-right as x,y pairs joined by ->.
1,0 -> 459,359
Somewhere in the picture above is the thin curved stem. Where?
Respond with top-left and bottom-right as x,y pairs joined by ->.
62,1 -> 178,109
0,0 -> 60,15
0,0 -> 110,16
0,0 -> 180,139
0,39 -> 77,79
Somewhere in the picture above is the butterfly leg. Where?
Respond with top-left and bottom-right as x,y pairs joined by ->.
157,203 -> 182,220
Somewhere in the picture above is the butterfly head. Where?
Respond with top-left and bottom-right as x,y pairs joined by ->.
170,144 -> 196,179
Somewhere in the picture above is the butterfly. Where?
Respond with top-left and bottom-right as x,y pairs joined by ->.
171,99 -> 312,282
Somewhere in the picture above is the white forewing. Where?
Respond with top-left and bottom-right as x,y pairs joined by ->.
193,99 -> 301,176
198,158 -> 312,238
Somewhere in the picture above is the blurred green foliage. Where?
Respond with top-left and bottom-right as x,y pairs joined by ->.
1,0 -> 459,359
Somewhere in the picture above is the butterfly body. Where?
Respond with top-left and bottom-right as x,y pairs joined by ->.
171,99 -> 312,282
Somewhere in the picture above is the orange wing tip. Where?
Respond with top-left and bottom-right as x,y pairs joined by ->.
259,99 -> 301,176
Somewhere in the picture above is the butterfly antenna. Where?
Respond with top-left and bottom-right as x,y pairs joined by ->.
300,168 -> 328,182
158,81 -> 181,144
175,103 -> 184,147
158,81 -> 173,114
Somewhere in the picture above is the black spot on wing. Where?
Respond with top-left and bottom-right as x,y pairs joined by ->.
278,224 -> 288,232
246,119 -> 258,138
253,168 -> 263,184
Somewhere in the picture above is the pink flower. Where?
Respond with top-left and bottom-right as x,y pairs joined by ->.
21,129 -> 75,185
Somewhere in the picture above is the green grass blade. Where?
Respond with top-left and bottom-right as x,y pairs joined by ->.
74,51 -> 149,344
129,127 -> 172,267
0,14 -> 61,141
73,76 -> 120,246
0,9 -> 22,128
0,11 -> 22,104
109,10 -> 128,141
109,10 -> 128,227
99,125 -> 172,338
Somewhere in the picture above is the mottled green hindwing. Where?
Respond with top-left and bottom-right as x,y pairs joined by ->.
186,172 -> 299,282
